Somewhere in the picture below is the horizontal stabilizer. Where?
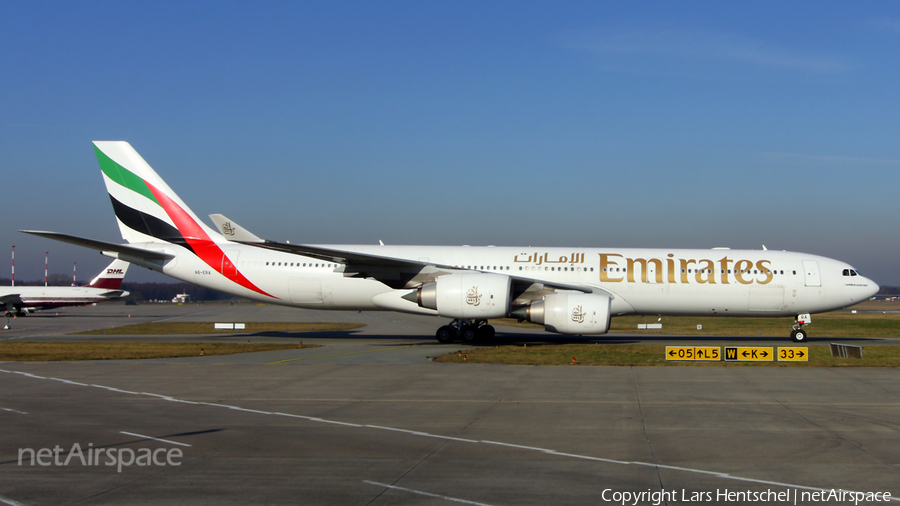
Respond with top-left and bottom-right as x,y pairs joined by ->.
209,214 -> 264,243
99,290 -> 129,298
20,231 -> 174,261
0,294 -> 23,306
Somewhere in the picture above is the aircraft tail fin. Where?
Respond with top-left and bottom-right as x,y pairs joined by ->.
94,141 -> 223,246
87,259 -> 130,289
91,142 -> 273,298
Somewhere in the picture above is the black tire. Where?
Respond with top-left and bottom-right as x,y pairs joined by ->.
436,326 -> 454,344
462,328 -> 478,343
791,329 -> 807,343
477,325 -> 495,341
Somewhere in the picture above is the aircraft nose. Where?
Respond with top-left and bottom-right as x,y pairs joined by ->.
867,279 -> 880,299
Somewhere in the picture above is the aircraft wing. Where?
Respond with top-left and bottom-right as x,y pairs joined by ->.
253,239 -> 594,296
209,214 -> 418,267
239,239 -> 450,269
20,231 -> 175,261
0,293 -> 24,308
210,215 -> 592,295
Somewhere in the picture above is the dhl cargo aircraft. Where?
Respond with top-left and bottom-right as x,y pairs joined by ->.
24,142 -> 879,343
1,258 -> 130,317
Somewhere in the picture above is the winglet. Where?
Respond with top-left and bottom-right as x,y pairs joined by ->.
209,214 -> 264,243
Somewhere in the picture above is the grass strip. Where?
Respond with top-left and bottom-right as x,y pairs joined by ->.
75,322 -> 364,335
434,344 -> 900,367
0,342 -> 316,362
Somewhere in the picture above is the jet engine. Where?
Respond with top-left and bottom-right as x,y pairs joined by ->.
512,293 -> 611,335
409,273 -> 512,319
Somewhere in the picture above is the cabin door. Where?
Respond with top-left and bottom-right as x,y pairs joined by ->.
802,260 -> 821,287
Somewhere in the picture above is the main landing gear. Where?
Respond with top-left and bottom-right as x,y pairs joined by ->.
790,313 -> 811,343
436,319 -> 496,344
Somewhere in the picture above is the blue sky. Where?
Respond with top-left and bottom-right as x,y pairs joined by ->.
2,1 -> 900,285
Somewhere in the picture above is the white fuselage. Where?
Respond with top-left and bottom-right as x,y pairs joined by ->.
131,243 -> 878,318
0,285 -> 128,311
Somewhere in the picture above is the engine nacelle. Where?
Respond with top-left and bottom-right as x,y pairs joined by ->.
413,273 -> 512,319
515,293 -> 611,335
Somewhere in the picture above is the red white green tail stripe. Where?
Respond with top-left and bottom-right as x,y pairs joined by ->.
94,141 -> 272,298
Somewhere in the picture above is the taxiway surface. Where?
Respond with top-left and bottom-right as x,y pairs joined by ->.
0,303 -> 897,505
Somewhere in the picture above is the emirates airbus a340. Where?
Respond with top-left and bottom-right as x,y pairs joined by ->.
24,141 -> 878,343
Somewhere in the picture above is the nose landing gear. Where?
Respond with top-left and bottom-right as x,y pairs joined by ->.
790,313 -> 811,342
435,319 -> 496,344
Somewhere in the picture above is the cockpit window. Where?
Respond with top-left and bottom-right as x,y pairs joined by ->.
842,269 -> 850,276
843,269 -> 860,277
851,269 -> 858,276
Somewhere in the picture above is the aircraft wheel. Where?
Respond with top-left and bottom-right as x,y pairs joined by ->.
436,326 -> 454,344
791,329 -> 807,343
462,327 -> 478,343
477,325 -> 495,341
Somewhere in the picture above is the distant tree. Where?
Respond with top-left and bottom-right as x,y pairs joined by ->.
0,275 -> 78,286
48,273 -> 73,286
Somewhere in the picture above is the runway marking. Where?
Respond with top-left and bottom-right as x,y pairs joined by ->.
49,377 -> 88,386
197,402 -> 273,415
266,345 -> 416,364
363,480 -> 495,506
268,411 -> 365,427
90,384 -> 140,395
0,494 -> 27,506
365,425 -> 480,443
0,407 -> 27,415
2,366 -> 898,501
120,431 -> 192,447
141,392 -> 201,405
304,417 -> 363,427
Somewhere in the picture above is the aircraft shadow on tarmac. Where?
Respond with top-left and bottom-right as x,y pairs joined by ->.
235,329 -> 885,346
593,334 -> 886,344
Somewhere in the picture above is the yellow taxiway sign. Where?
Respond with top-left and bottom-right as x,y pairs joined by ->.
777,347 -> 809,362
724,347 -> 774,361
665,346 -> 720,361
